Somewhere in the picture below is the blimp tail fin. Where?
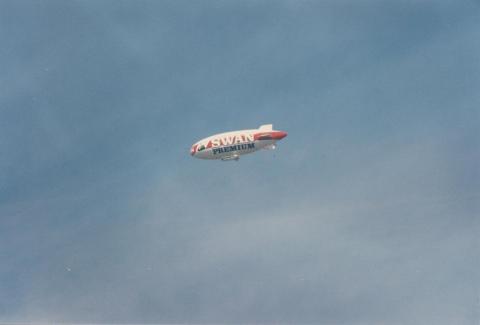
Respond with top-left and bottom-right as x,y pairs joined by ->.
259,124 -> 273,131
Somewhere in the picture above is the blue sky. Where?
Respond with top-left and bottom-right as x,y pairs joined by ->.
0,1 -> 479,324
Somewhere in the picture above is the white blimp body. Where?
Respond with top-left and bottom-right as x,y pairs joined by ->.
190,124 -> 287,161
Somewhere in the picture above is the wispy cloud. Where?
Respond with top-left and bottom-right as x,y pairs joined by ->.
0,1 -> 478,324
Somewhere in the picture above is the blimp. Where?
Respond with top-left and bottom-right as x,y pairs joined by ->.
190,124 -> 287,161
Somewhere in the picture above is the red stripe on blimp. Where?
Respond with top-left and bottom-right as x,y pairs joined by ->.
254,131 -> 288,141
190,144 -> 198,156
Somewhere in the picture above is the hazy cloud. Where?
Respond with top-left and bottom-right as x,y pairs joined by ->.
0,1 -> 478,324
